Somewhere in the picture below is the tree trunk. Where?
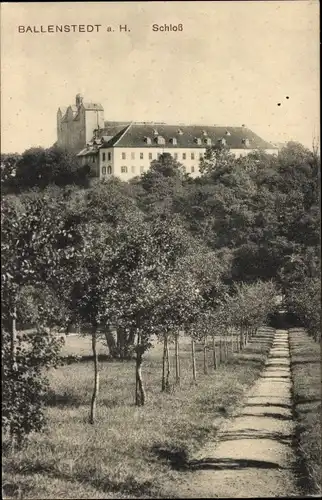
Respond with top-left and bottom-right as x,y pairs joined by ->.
161,334 -> 167,391
89,326 -> 99,424
239,326 -> 244,350
191,339 -> 197,383
225,335 -> 229,360
203,336 -> 208,374
104,325 -> 118,358
135,331 -> 146,406
219,335 -> 224,363
175,333 -> 180,385
231,329 -> 234,353
165,337 -> 170,391
122,327 -> 136,359
212,336 -> 217,370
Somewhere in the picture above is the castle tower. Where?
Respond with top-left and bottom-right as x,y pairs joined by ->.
56,95 -> 104,152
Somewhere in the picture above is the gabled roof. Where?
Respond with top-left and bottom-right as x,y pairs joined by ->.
82,102 -> 104,111
61,105 -> 79,123
100,125 -> 132,148
57,106 -> 68,117
98,123 -> 275,150
97,122 -> 132,138
77,146 -> 99,157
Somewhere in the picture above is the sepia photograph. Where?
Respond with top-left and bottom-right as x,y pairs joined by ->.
1,1 -> 320,498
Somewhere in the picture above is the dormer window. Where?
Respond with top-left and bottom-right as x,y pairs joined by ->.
204,137 -> 212,145
202,130 -> 208,136
225,130 -> 231,136
144,137 -> 152,145
218,138 -> 227,146
195,138 -> 202,145
155,136 -> 165,145
170,137 -> 177,145
177,129 -> 183,135
153,128 -> 159,136
242,138 -> 250,147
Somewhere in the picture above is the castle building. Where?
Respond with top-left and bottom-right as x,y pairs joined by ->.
57,95 -> 278,180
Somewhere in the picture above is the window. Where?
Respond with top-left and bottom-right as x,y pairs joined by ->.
102,152 -> 106,161
157,153 -> 161,159
140,152 -> 144,159
155,136 -> 165,145
191,152 -> 195,160
195,137 -> 202,145
191,166 -> 195,173
122,152 -> 126,160
121,166 -> 128,173
131,152 -> 135,160
199,152 -> 203,159
145,137 -> 152,144
205,138 -> 212,145
107,166 -> 112,174
149,153 -> 153,160
92,156 -> 95,163
102,166 -> 107,175
140,166 -> 144,173
182,153 -> 186,160
171,137 -> 177,145
242,138 -> 250,147
131,166 -> 136,173
173,153 -> 178,160
108,152 -> 111,161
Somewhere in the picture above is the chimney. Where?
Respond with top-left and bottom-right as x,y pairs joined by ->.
76,93 -> 83,108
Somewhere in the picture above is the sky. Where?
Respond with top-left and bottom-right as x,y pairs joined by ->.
1,1 -> 320,153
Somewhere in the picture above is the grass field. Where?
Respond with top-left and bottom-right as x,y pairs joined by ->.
3,328 -> 275,499
289,328 -> 322,496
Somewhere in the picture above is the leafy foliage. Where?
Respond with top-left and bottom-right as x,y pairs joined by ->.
1,138 -> 320,438
2,329 -> 64,445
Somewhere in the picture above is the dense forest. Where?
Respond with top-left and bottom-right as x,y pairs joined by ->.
1,140 -> 320,443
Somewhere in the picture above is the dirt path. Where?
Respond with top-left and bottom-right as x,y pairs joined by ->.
177,329 -> 300,498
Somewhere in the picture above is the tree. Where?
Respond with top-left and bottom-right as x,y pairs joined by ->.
137,153 -> 187,214
285,277 -> 320,341
14,146 -> 91,191
224,281 -> 278,348
199,143 -> 236,177
1,189 -> 75,446
1,153 -> 21,193
154,262 -> 204,390
107,214 -> 197,404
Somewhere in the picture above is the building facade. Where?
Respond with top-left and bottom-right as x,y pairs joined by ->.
57,95 -> 278,180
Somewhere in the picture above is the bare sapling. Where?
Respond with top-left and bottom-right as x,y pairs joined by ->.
135,331 -> 146,406
89,325 -> 99,424
212,335 -> 217,369
174,332 -> 180,385
203,335 -> 208,374
191,338 -> 197,383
